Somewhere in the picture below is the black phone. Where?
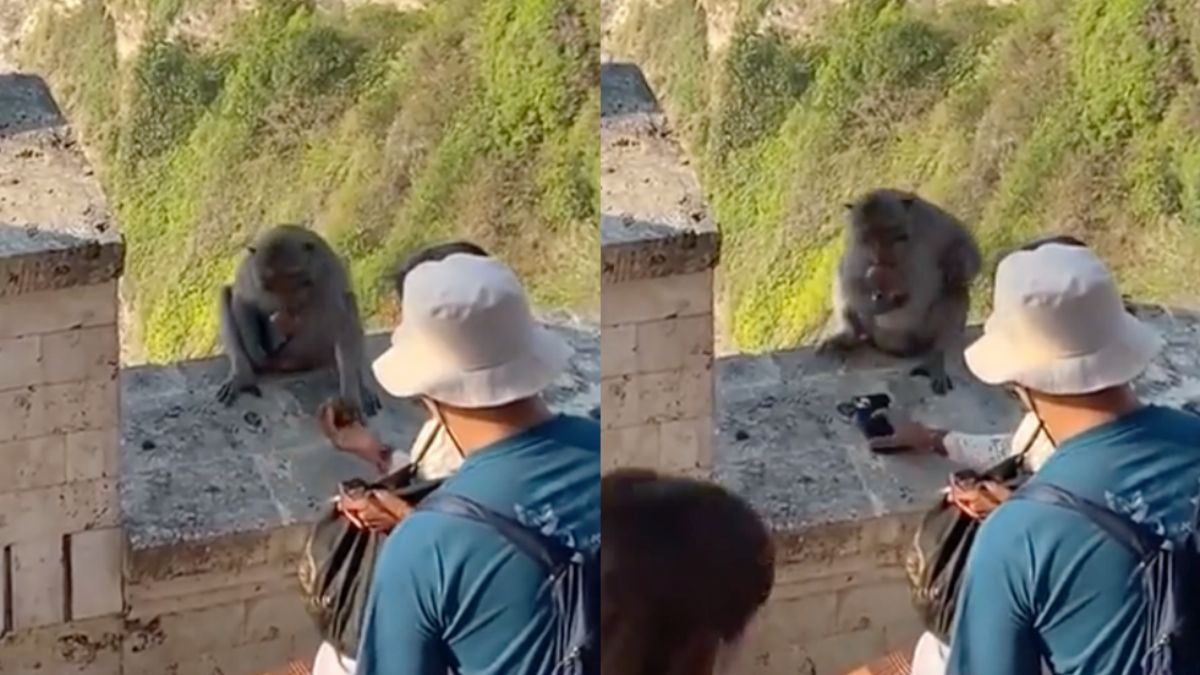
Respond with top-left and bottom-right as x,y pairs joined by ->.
838,393 -> 910,453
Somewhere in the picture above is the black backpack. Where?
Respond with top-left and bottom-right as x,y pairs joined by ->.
905,452 -> 1034,641
1014,482 -> 1200,674
417,491 -> 600,675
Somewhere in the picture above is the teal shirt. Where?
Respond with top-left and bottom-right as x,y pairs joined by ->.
948,406 -> 1200,675
355,414 -> 600,675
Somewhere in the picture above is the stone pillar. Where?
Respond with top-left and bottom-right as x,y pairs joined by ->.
0,73 -> 126,672
599,62 -> 720,477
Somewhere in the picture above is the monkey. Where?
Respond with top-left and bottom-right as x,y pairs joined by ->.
216,224 -> 381,417
818,188 -> 982,396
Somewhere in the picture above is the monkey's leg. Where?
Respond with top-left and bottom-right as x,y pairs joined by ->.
334,292 -> 381,417
217,287 -> 267,405
911,287 -> 970,396
912,350 -> 953,396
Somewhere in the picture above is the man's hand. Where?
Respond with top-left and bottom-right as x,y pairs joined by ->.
338,489 -> 413,532
318,400 -> 390,473
867,419 -> 946,454
949,479 -> 1012,520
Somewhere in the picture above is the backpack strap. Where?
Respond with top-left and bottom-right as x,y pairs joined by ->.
1013,482 -> 1161,559
416,491 -> 572,571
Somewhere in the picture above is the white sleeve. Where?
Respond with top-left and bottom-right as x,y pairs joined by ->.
941,431 -> 1012,471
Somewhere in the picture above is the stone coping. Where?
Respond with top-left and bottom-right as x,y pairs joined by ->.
600,61 -> 718,284
120,321 -> 599,573
0,73 -> 123,297
714,305 -> 1200,546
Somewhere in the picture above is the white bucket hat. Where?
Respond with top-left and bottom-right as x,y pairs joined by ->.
964,243 -> 1162,395
371,254 -> 574,408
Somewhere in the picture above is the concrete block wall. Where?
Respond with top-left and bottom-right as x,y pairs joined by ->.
0,74 -> 127,673
121,525 -> 318,675
601,269 -> 716,475
729,515 -> 924,675
600,61 -> 720,477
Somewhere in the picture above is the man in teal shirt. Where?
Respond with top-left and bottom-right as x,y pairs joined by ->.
352,253 -> 600,675
947,242 -> 1200,674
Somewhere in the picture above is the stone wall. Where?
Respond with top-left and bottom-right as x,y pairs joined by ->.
599,61 -> 720,478
0,73 -> 126,674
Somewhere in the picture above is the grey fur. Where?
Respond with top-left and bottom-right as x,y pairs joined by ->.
819,188 -> 982,395
216,224 -> 381,416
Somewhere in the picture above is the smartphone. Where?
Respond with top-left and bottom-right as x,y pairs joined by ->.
835,393 -> 892,421
838,393 -> 910,453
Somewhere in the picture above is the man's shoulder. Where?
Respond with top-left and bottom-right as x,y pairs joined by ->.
543,413 -> 600,451
977,499 -> 1048,548
1149,404 -> 1200,435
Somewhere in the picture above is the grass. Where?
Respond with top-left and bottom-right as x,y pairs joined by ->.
23,0 -> 598,362
613,0 -> 1200,353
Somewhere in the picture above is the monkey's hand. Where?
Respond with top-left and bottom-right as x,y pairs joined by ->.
216,375 -> 263,406
911,361 -> 954,396
817,331 -> 865,357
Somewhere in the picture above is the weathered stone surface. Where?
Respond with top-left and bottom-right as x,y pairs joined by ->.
0,615 -> 124,673
70,527 -> 126,620
600,62 -> 719,283
715,305 -> 1200,541
0,74 -> 123,297
120,321 -> 599,562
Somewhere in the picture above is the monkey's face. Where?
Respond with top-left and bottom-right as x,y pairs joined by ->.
249,238 -> 319,308
846,194 -> 914,266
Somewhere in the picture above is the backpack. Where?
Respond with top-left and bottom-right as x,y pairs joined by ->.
416,491 -> 600,675
906,452 -> 1036,641
1013,482 -> 1200,674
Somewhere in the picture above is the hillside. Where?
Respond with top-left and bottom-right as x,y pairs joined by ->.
608,0 -> 1200,352
17,0 -> 598,363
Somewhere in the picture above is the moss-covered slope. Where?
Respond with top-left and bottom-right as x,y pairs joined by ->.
24,0 -> 598,362
612,0 -> 1200,352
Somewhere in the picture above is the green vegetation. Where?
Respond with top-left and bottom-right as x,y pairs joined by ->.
613,0 -> 1200,352
25,0 -> 598,361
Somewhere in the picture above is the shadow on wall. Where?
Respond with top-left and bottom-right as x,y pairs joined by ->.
600,61 -> 662,117
0,73 -> 65,136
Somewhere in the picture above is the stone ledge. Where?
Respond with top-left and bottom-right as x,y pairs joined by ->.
714,304 -> 1200,539
0,73 -> 123,297
600,61 -> 719,284
120,321 -> 599,559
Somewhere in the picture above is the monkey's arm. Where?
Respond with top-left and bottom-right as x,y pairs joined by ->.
333,290 -> 381,416
819,261 -> 874,354
217,286 -> 267,404
912,285 -> 971,396
939,230 -> 983,290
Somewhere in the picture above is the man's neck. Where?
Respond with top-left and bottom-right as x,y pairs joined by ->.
1032,386 -> 1144,446
441,397 -> 555,456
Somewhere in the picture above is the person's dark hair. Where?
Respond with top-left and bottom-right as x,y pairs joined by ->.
392,241 -> 489,301
1016,234 -> 1087,252
601,469 -> 775,675
992,234 -> 1088,277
